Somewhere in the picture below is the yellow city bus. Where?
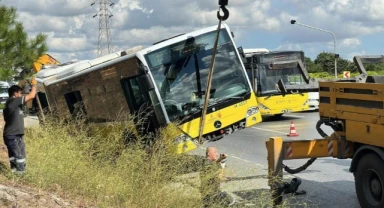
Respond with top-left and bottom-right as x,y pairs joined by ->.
243,49 -> 309,117
36,23 -> 262,153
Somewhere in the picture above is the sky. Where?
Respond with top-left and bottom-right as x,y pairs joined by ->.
1,0 -> 384,63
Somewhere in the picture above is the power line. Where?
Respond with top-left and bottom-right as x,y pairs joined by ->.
91,0 -> 114,57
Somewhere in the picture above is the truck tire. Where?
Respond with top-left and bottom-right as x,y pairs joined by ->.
355,153 -> 384,208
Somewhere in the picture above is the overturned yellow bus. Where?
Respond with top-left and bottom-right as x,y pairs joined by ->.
36,24 -> 262,153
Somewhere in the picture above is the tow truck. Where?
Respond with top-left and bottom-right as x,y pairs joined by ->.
266,55 -> 384,208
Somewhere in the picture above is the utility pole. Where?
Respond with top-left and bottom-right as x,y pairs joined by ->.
92,0 -> 114,57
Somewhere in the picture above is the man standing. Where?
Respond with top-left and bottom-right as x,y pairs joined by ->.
3,77 -> 37,173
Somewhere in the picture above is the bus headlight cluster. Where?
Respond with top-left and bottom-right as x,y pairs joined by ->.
174,133 -> 191,144
246,106 -> 259,117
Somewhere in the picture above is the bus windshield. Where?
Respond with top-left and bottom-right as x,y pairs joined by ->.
145,29 -> 250,122
257,52 -> 306,95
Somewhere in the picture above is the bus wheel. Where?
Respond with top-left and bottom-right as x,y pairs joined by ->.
355,153 -> 384,208
273,113 -> 284,117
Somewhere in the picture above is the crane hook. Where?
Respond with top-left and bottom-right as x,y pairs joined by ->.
217,5 -> 229,21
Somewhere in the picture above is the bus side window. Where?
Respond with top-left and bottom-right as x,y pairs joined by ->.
120,76 -> 147,113
64,91 -> 87,118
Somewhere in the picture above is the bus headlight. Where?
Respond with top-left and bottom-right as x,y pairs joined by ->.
174,134 -> 187,144
173,133 -> 193,144
246,106 -> 259,117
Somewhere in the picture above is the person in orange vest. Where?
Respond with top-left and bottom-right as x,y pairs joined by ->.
2,77 -> 37,173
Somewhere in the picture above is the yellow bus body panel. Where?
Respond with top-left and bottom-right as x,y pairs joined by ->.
178,93 -> 262,139
258,93 -> 309,115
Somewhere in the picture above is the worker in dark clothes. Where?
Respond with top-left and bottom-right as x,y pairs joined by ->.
3,77 -> 37,173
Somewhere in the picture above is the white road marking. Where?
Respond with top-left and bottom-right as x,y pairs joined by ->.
251,127 -> 286,135
231,156 -> 251,163
284,114 -> 305,118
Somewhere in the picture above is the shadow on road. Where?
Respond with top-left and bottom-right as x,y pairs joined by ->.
296,110 -> 319,114
318,158 -> 351,167
230,178 -> 358,208
231,187 -> 316,208
223,172 -> 358,208
295,178 -> 359,208
261,115 -> 301,122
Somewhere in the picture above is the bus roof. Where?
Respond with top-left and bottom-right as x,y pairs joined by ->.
37,46 -> 143,86
41,24 -> 232,86
244,48 -> 270,54
137,23 -> 231,57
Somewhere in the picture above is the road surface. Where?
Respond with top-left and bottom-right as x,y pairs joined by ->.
192,111 -> 360,208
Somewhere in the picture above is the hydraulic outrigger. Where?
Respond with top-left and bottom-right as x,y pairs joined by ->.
266,55 -> 384,208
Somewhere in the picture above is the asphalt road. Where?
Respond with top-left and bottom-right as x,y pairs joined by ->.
192,111 -> 360,208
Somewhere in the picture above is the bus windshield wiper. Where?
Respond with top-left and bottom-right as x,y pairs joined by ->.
209,91 -> 250,106
263,91 -> 281,100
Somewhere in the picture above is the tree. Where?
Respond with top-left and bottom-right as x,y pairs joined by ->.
314,52 -> 359,75
304,57 -> 322,73
338,58 -> 358,73
365,63 -> 384,72
0,5 -> 48,81
314,52 -> 335,74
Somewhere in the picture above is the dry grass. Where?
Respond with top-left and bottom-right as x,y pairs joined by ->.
0,114 -> 314,207
17,117 -> 203,208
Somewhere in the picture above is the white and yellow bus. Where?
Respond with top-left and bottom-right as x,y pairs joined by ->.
36,23 -> 262,153
243,50 -> 310,117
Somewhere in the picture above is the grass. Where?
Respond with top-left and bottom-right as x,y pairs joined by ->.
0,114 -> 314,207
19,117 -> 201,208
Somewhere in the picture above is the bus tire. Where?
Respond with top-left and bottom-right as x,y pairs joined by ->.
355,153 -> 384,208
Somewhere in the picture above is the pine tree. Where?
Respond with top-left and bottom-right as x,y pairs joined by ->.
0,5 -> 48,81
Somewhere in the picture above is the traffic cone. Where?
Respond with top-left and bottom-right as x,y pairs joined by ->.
287,121 -> 299,137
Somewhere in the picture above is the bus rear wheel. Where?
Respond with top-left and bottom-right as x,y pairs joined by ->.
355,153 -> 384,208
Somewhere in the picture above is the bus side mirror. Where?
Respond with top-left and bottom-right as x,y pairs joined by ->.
237,46 -> 245,58
277,79 -> 287,96
141,74 -> 155,91
138,62 -> 149,74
